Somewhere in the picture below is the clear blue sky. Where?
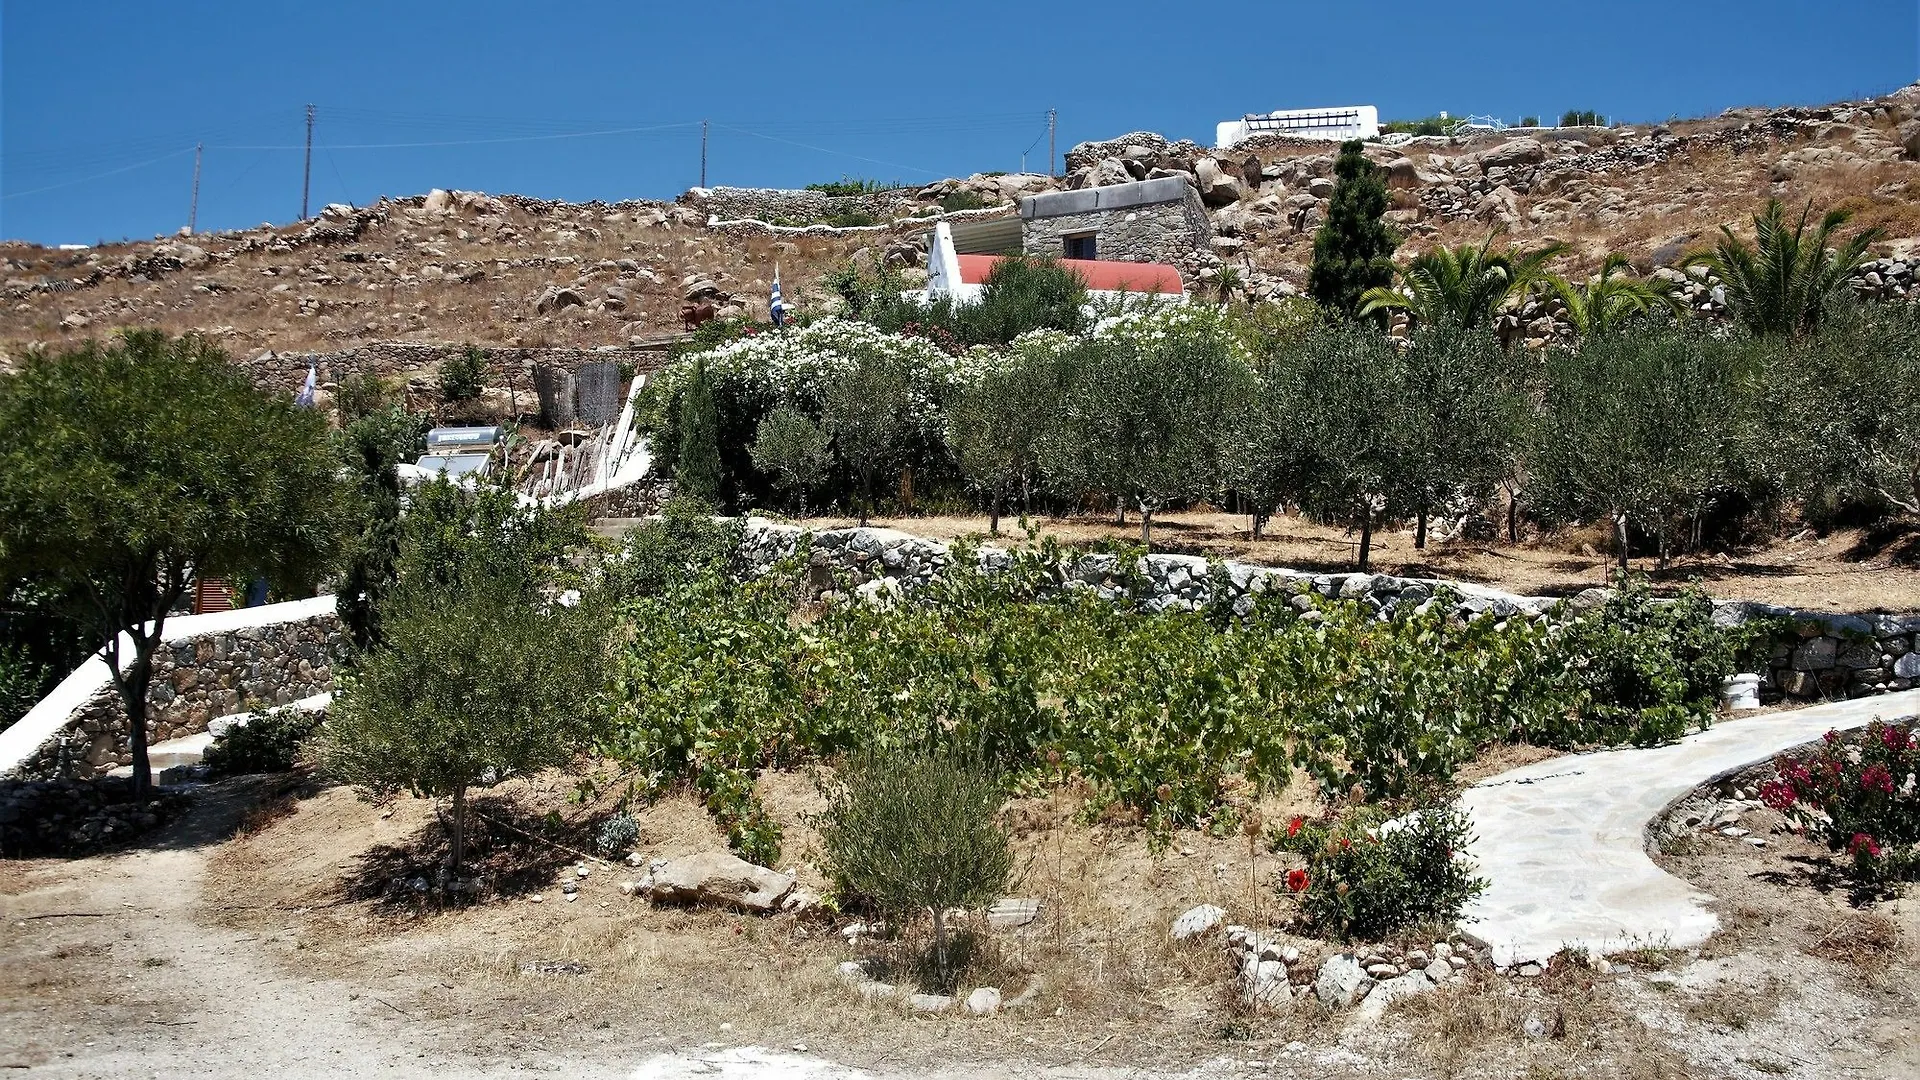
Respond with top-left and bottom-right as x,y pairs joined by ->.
3,1 -> 1916,245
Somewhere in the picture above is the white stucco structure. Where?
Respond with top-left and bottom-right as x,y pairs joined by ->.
1216,105 -> 1380,149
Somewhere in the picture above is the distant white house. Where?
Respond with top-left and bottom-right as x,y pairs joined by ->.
1215,105 -> 1380,149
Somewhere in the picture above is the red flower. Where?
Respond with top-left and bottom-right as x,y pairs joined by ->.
1339,838 -> 1352,851
1285,868 -> 1309,894
1287,816 -> 1305,838
1824,729 -> 1842,745
1862,764 -> 1895,794
1849,833 -> 1883,859
1759,779 -> 1798,811
1883,725 -> 1912,751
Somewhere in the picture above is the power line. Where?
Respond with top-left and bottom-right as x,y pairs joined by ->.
710,123 -> 940,179
211,120 -> 701,151
1,146 -> 196,200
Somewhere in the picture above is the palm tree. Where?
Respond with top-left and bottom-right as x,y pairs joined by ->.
1359,233 -> 1569,330
1685,198 -> 1882,337
1548,254 -> 1686,336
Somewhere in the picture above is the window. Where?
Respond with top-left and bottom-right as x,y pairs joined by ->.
1064,233 -> 1097,260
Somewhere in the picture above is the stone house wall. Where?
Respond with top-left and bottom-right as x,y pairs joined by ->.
1018,177 -> 1213,270
5,612 -> 348,781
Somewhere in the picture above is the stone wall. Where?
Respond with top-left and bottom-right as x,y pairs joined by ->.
246,341 -> 672,396
1018,179 -> 1213,270
4,611 -> 348,781
736,519 -> 1919,706
680,186 -> 921,226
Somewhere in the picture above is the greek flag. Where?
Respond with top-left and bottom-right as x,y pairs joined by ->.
294,364 -> 317,408
770,267 -> 786,328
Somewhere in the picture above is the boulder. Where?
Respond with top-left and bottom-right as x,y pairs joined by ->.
1193,158 -> 1245,207
1306,177 -> 1336,199
1315,953 -> 1375,1008
646,851 -> 795,912
423,188 -> 453,214
965,987 -> 1002,1016
534,285 -> 587,315
1480,137 -> 1547,170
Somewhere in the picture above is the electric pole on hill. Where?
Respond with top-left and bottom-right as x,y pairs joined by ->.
300,104 -> 315,220
188,143 -> 202,233
700,120 -> 709,188
1047,108 -> 1057,178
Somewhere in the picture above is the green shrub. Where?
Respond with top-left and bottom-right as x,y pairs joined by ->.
824,210 -> 881,228
0,643 -> 50,731
938,190 -> 991,213
595,812 -> 640,856
815,743 -> 1013,984
1518,115 -> 1541,128
1560,109 -> 1603,127
438,347 -> 487,403
334,373 -> 398,422
1270,801 -> 1486,942
203,705 -> 325,775
1544,578 -> 1746,746
1381,116 -> 1452,137
604,495 -> 741,599
1762,720 -> 1920,884
805,176 -> 900,196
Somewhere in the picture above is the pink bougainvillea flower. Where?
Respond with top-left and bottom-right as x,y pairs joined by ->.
1862,764 -> 1895,794
1849,833 -> 1883,859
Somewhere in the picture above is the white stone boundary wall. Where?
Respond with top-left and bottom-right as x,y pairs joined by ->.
0,597 -> 346,782
736,518 -> 1920,703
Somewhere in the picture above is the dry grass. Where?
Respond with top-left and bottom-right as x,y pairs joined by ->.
1805,910 -> 1902,987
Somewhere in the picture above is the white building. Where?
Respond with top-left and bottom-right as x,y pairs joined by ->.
1215,105 -> 1380,150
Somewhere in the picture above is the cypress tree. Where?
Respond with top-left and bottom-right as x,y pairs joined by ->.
675,359 -> 723,507
1307,140 -> 1399,319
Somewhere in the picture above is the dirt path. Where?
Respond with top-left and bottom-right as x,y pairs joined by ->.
0,781 -> 1229,1079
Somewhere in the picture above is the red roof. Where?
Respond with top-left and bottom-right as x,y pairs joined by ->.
956,254 -> 1183,295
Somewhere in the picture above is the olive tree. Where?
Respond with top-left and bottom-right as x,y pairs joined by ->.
0,331 -> 340,793
947,344 -> 1065,535
1049,309 -> 1255,547
750,406 -> 833,517
1393,321 -> 1528,548
1529,322 -> 1749,572
320,480 -> 604,871
820,347 -> 916,524
815,744 -> 1012,988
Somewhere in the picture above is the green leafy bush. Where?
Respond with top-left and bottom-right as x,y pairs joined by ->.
1270,801 -> 1486,942
1544,578 -> 1746,746
1560,109 -> 1603,127
1762,720 -> 1920,884
604,495 -> 742,600
805,176 -> 900,196
0,643 -> 51,731
815,743 -> 1013,984
438,347 -> 487,403
938,190 -> 991,213
203,705 -> 325,775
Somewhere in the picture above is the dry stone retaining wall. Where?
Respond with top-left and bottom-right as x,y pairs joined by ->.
680,186 -> 921,226
4,611 -> 348,781
737,519 -> 1919,706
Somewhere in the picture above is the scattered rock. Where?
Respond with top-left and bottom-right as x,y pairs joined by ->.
907,993 -> 954,1014
987,897 -> 1042,930
1170,903 -> 1227,941
1315,953 -> 1375,1008
646,851 -> 795,913
965,987 -> 1002,1016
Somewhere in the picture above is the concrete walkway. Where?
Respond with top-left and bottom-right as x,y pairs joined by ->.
1458,690 -> 1920,967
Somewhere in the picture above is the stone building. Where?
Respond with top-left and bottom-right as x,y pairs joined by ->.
1015,176 -> 1211,268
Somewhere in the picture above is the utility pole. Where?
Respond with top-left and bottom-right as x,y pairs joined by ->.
700,119 -> 709,188
1047,108 -> 1057,178
300,104 -> 315,220
188,143 -> 202,233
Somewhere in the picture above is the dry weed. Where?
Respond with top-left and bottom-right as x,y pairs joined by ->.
1806,909 -> 1902,987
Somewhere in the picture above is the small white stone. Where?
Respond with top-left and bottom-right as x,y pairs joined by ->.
1523,1015 -> 1550,1038
1432,942 -> 1454,961
1170,904 -> 1227,941
576,865 -> 591,878
965,987 -> 1002,1016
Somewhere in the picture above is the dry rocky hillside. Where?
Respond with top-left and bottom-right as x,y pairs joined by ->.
4,83 -> 1920,370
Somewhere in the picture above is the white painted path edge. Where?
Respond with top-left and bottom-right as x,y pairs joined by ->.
1458,688 -> 1920,967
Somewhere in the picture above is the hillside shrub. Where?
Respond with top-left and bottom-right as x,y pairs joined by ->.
0,643 -> 50,732
439,347 -> 487,403
1270,801 -> 1486,942
1762,720 -> 1920,884
815,743 -> 1013,986
805,176 -> 900,196
939,190 -> 991,213
1560,109 -> 1602,127
203,704 -> 324,775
